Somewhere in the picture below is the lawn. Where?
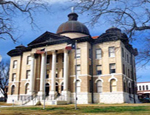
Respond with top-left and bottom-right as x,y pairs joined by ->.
0,103 -> 150,115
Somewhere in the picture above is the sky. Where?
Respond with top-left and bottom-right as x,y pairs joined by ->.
0,0 -> 149,82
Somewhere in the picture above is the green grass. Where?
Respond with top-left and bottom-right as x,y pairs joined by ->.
0,104 -> 150,115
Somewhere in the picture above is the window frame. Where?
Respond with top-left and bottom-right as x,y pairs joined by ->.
13,60 -> 17,69
27,56 -> 31,65
96,48 -> 102,59
109,47 -> 115,57
96,65 -> 102,75
110,63 -> 116,74
76,48 -> 81,59
97,80 -> 102,93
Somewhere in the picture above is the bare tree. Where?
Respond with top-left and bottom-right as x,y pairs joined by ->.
74,0 -> 150,65
0,0 -> 49,42
0,61 -> 9,100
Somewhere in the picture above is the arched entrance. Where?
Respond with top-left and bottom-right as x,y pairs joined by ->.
45,83 -> 49,96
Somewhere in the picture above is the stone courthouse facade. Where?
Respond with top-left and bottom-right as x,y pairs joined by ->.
7,12 -> 139,105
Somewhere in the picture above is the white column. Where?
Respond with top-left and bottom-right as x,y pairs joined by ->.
63,49 -> 69,91
30,54 -> 35,95
38,53 -> 46,95
50,51 -> 56,94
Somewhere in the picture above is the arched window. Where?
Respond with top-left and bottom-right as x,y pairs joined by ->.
110,79 -> 117,92
128,82 -> 131,94
97,80 -> 102,93
76,80 -> 80,92
11,85 -> 15,95
61,82 -> 64,91
45,83 -> 49,96
25,83 -> 29,94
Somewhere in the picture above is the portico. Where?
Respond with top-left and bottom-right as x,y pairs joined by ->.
29,47 -> 70,100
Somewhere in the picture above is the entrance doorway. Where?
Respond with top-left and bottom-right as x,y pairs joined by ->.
45,83 -> 49,96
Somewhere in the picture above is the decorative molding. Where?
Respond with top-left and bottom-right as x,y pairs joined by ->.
95,78 -> 104,83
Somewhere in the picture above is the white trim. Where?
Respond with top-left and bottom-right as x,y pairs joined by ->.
45,82 -> 50,85
93,73 -> 122,77
108,75 -> 118,82
95,78 -> 104,83
70,74 -> 91,77
59,80 -> 64,85
73,78 -> 82,83
24,82 -> 30,86
11,83 -> 16,87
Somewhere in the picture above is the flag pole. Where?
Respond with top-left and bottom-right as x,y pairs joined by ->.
43,46 -> 47,109
75,40 -> 77,110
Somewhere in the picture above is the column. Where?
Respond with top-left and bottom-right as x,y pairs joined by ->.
63,49 -> 69,91
50,51 -> 56,94
30,54 -> 35,95
38,53 -> 46,95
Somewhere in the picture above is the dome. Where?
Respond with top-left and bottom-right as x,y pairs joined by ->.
106,27 -> 121,34
57,13 -> 90,35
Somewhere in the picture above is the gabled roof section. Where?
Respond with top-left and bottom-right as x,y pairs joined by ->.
28,31 -> 71,47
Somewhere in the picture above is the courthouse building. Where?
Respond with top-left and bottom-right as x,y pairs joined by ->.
7,12 -> 139,105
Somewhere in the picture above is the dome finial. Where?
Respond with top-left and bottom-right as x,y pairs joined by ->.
71,7 -> 75,13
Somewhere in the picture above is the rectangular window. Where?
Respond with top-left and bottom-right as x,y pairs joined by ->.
96,65 -> 102,75
76,65 -> 80,75
122,48 -> 124,57
128,69 -> 130,78
110,63 -> 116,74
123,64 -> 125,74
76,48 -> 80,58
13,60 -> 17,69
26,70 -> 30,79
127,54 -> 129,63
143,85 -> 145,90
46,55 -> 50,64
96,49 -> 102,59
27,56 -> 31,65
146,85 -> 149,90
109,47 -> 115,57
12,73 -> 16,81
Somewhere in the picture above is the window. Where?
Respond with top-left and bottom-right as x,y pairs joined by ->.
13,60 -> 17,69
146,85 -> 149,90
96,49 -> 102,59
25,83 -> 29,94
46,70 -> 49,79
110,79 -> 117,92
76,80 -> 80,92
56,68 -> 58,77
46,55 -> 50,64
27,56 -> 31,65
96,65 -> 102,75
109,47 -> 115,57
123,64 -> 125,74
12,73 -> 16,81
110,63 -> 116,74
128,69 -> 130,78
97,80 -> 102,93
76,65 -> 80,75
26,70 -> 30,79
122,48 -> 124,57
128,82 -> 131,94
76,48 -> 80,58
143,85 -> 145,90
11,85 -> 15,95
139,86 -> 141,91
127,54 -> 129,63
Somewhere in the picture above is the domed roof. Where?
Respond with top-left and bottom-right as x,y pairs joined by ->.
57,13 -> 90,35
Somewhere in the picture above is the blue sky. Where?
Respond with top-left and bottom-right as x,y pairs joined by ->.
0,1 -> 149,82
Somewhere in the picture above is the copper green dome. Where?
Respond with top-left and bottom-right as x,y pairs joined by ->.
57,13 -> 90,35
